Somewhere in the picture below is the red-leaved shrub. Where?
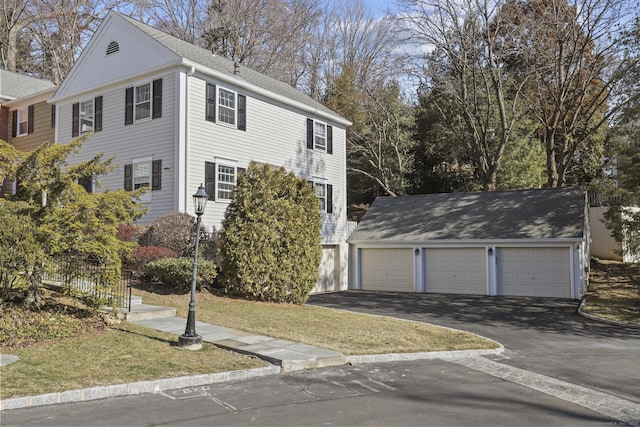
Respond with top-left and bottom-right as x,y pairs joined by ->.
127,246 -> 177,271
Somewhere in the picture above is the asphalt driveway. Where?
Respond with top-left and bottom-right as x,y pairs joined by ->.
307,291 -> 640,405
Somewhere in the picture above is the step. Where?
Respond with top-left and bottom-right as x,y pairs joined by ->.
123,304 -> 177,322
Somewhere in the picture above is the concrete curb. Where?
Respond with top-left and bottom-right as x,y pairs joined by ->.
578,298 -> 640,330
346,346 -> 504,364
0,366 -> 281,411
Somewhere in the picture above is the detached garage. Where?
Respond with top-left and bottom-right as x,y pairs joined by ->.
349,187 -> 590,299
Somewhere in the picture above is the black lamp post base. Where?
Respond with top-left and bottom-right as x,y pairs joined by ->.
178,334 -> 203,350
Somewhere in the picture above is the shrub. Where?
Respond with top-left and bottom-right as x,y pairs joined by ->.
142,257 -> 217,293
148,212 -> 201,257
218,163 -> 322,304
126,246 -> 177,271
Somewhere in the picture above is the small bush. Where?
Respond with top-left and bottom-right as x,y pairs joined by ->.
142,257 -> 217,293
148,213 -> 201,257
126,246 -> 177,271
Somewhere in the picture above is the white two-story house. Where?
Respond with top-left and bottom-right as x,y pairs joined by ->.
49,11 -> 351,293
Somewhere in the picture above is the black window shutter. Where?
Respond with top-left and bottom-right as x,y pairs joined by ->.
307,118 -> 314,149
80,176 -> 93,193
27,105 -> 34,134
327,125 -> 333,154
125,87 -> 133,125
95,96 -> 103,132
11,110 -> 17,137
205,161 -> 216,200
206,83 -> 216,122
326,184 -> 333,214
72,103 -> 79,137
152,78 -> 162,119
51,105 -> 56,128
152,159 -> 162,190
237,94 -> 246,131
124,164 -> 133,191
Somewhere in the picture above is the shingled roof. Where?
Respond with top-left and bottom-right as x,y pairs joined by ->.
349,187 -> 586,243
115,12 -> 344,122
0,69 -> 55,101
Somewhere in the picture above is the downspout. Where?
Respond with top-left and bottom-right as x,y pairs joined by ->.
185,66 -> 195,212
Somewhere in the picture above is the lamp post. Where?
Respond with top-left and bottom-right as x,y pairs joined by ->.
178,184 -> 208,350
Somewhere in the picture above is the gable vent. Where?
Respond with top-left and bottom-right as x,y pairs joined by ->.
106,41 -> 120,55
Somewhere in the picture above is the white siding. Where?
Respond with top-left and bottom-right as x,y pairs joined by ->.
56,71 -> 178,224
186,74 -> 347,244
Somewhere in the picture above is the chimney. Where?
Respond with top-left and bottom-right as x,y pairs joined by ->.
234,62 -> 240,74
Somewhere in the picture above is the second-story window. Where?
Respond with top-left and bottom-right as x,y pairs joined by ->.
218,88 -> 236,126
72,96 -> 102,137
12,105 -> 33,137
135,83 -> 151,121
205,83 -> 246,131
125,79 -> 162,125
80,100 -> 94,133
17,107 -> 28,136
306,118 -> 333,154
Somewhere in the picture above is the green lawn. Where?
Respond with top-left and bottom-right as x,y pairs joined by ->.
1,289 -> 497,399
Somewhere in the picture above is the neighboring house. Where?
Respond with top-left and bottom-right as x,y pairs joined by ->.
0,69 -> 57,196
348,187 -> 590,299
48,11 -> 352,293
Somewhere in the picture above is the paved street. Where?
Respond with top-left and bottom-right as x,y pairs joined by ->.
2,291 -> 639,426
308,292 -> 640,405
0,360 -> 621,426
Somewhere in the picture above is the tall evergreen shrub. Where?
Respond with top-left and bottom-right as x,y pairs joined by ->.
218,163 -> 322,304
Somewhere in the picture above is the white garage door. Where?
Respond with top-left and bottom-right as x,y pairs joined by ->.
360,248 -> 414,292
497,248 -> 571,298
424,248 -> 486,294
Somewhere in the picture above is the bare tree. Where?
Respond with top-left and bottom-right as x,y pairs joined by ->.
498,0 -> 640,187
2,0 -> 128,83
140,0 -> 207,44
396,0 -> 528,191
202,0 -> 322,87
1,0 -> 30,71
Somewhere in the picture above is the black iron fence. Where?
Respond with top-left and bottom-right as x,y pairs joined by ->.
44,253 -> 133,310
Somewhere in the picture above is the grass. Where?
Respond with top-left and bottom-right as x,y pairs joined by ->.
3,260 -> 637,400
0,322 -> 265,399
1,287 -> 496,399
582,259 -> 640,326
134,289 -> 496,355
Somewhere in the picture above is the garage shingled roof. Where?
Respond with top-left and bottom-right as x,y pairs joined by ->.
348,187 -> 586,242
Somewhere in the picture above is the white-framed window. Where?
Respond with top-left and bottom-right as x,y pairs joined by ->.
16,107 -> 28,136
204,159 -> 245,202
306,118 -> 332,153
218,88 -> 236,126
125,157 -> 153,203
310,178 -> 333,214
135,83 -> 151,121
314,121 -> 327,152
216,162 -> 236,200
80,99 -> 94,133
315,181 -> 327,212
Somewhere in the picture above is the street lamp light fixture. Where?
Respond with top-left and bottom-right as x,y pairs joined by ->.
179,183 -> 208,350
